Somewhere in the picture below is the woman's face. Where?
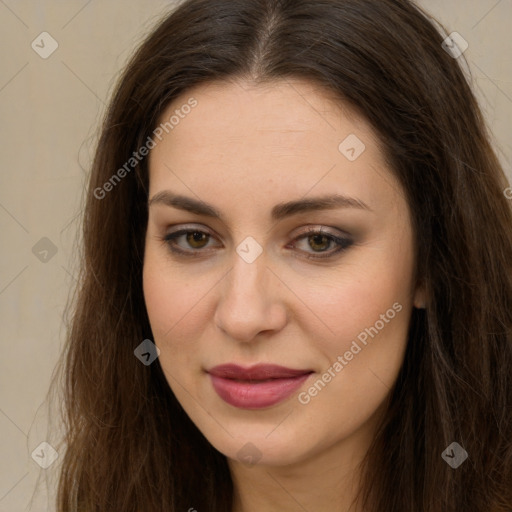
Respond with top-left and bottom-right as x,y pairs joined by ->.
143,78 -> 423,468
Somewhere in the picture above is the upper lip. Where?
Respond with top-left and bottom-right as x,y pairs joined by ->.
207,364 -> 313,380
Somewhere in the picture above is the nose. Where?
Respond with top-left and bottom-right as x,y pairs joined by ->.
213,249 -> 288,343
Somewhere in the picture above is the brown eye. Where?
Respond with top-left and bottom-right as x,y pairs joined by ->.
185,231 -> 210,249
291,228 -> 353,260
164,229 -> 216,255
163,226 -> 353,260
307,233 -> 331,252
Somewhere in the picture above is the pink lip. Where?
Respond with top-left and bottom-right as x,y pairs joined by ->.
207,364 -> 313,409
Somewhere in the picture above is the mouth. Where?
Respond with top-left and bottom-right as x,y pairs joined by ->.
207,364 -> 314,409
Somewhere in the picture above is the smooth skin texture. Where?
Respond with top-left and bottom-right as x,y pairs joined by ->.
143,78 -> 425,512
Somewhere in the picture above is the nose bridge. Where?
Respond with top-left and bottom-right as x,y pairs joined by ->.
214,241 -> 286,340
225,242 -> 269,304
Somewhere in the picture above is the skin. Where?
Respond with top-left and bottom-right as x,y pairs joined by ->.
143,78 -> 425,512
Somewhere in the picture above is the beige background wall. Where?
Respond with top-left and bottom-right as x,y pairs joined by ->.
0,1 -> 510,510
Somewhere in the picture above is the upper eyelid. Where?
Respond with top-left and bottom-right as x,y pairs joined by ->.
163,223 -> 350,240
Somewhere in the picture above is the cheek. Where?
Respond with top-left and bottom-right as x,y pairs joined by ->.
294,275 -> 411,433
298,239 -> 414,384
306,264 -> 411,343
142,247 -> 206,356
308,288 -> 410,392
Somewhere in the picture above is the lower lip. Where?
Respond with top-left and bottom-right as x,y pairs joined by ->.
209,373 -> 312,409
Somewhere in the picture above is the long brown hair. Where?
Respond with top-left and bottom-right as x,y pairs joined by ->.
51,0 -> 512,510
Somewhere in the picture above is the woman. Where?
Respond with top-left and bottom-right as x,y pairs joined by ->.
52,0 -> 512,510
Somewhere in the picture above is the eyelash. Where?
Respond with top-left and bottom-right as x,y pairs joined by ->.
160,226 -> 353,260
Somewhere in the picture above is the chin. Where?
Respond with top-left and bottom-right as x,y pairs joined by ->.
200,421 -> 319,468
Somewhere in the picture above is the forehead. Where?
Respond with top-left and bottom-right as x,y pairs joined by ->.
147,78 -> 405,219
152,78 -> 373,158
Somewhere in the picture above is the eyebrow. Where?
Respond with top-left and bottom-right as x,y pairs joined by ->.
148,190 -> 372,222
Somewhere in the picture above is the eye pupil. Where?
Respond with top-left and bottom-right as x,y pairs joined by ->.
309,234 -> 329,251
187,231 -> 208,247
